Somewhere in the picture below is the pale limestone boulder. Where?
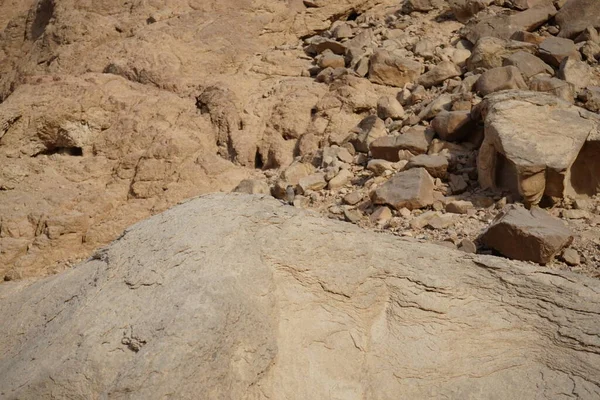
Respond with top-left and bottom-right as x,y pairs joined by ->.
476,91 -> 600,205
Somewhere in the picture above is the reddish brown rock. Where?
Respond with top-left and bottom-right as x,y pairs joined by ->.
480,205 -> 573,264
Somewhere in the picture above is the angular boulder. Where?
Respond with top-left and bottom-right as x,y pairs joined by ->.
480,204 -> 573,264
0,194 -> 599,398
466,4 -> 557,43
370,168 -> 435,210
417,61 -> 462,89
556,0 -> 600,39
349,115 -> 388,153
529,76 -> 575,102
466,37 -> 538,70
503,50 -> 554,79
476,91 -> 600,205
368,50 -> 424,88
406,154 -> 449,178
369,126 -> 434,161
476,66 -> 528,96
537,37 -> 580,67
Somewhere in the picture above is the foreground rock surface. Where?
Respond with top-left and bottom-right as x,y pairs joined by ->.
0,194 -> 599,399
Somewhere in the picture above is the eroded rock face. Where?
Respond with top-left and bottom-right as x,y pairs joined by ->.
476,91 -> 600,205
0,0 -> 374,278
0,194 -> 599,399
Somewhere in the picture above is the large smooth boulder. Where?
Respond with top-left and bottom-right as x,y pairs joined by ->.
556,0 -> 600,39
1,194 -> 599,399
476,91 -> 600,205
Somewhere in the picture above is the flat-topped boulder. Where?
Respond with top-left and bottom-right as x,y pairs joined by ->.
476,91 -> 600,204
370,168 -> 435,210
480,204 -> 573,264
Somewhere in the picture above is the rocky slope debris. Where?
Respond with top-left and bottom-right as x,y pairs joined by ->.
1,194 -> 599,399
2,0 -> 600,279
235,0 -> 600,273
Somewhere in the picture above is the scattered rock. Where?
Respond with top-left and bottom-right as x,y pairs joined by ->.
578,86 -> 600,112
377,96 -> 405,120
297,173 -> 327,194
561,248 -> 581,266
480,204 -> 573,264
282,162 -> 316,185
406,154 -> 449,178
417,61 -> 462,88
328,169 -> 353,190
465,3 -> 557,43
368,50 -> 424,88
405,0 -> 445,12
371,168 -> 435,210
446,200 -> 474,214
476,66 -> 528,96
476,91 -> 597,205
370,206 -> 393,225
467,37 -> 537,70
537,37 -> 580,67
427,214 -> 457,229
367,159 -> 395,175
555,0 -> 600,39
529,76 -> 575,102
343,208 -> 363,223
369,127 -> 433,161
557,58 -> 591,90
418,94 -> 454,120
349,115 -> 388,153
450,0 -> 494,24
343,191 -> 363,205
318,52 -> 346,69
232,179 -> 270,195
562,209 -> 590,219
458,238 -> 477,253
503,50 -> 554,79
449,174 -> 469,194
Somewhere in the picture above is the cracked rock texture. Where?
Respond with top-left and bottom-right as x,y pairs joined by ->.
0,193 -> 599,399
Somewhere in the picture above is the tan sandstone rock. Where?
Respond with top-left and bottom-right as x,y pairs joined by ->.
0,194 -> 599,398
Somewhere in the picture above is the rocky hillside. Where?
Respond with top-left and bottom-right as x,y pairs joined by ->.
0,2 -> 599,279
1,194 -> 599,399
